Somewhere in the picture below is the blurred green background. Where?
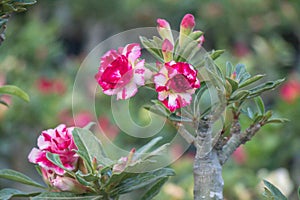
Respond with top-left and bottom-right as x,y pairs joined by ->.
0,0 -> 300,199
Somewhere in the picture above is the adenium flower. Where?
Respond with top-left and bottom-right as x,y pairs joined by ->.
154,61 -> 200,112
95,43 -> 149,100
28,124 -> 78,176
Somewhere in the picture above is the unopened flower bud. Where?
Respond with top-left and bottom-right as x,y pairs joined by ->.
52,176 -> 89,194
162,39 -> 174,62
157,18 -> 174,45
179,14 -> 196,46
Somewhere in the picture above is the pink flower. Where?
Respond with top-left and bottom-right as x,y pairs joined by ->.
280,79 -> 300,103
95,43 -> 149,100
157,19 -> 174,45
153,61 -> 200,112
28,124 -> 78,175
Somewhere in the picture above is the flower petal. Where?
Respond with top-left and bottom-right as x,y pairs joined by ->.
116,81 -> 138,100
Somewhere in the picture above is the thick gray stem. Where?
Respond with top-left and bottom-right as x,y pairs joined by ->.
194,150 -> 223,200
193,119 -> 224,200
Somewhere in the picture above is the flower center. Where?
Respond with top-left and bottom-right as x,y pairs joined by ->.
167,74 -> 191,93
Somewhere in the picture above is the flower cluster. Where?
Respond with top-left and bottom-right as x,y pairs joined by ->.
95,14 -> 204,112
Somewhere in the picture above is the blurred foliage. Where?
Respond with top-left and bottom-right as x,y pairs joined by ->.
0,0 -> 300,199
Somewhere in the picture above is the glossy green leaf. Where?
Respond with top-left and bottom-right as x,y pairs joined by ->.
141,177 -> 169,200
265,118 -> 289,124
238,74 -> 265,88
31,192 -> 100,200
255,97 -> 265,114
229,90 -> 250,102
248,79 -> 285,98
109,168 -> 175,196
226,77 -> 239,92
72,128 -> 113,173
0,188 -> 39,200
0,85 -> 29,102
263,180 -> 288,200
210,49 -> 225,60
0,169 -> 45,188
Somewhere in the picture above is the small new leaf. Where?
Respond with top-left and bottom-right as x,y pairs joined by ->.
210,49 -> 225,60
255,96 -> 265,115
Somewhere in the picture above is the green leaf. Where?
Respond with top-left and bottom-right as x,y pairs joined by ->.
141,177 -> 169,200
140,36 -> 164,62
0,169 -> 45,188
135,137 -> 163,159
247,107 -> 254,119
72,128 -> 113,173
83,122 -> 96,130
263,180 -> 288,200
31,192 -> 100,200
226,77 -> 239,92
235,64 -> 250,83
226,62 -> 234,77
46,153 -> 73,173
229,90 -> 250,103
248,79 -> 285,98
13,0 -> 37,6
0,100 -> 9,107
210,49 -> 225,60
108,168 -> 175,196
298,186 -> 300,200
265,118 -> 289,124
0,188 -> 40,200
255,97 -> 265,114
144,100 -> 170,118
168,113 -> 193,122
0,85 -> 29,102
238,74 -> 265,88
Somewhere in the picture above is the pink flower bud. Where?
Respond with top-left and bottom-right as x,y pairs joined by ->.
179,14 -> 196,47
162,39 -> 174,62
180,14 -> 195,30
156,18 -> 174,45
51,176 -> 89,194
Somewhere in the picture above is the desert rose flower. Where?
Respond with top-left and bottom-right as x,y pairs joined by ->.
95,43 -> 149,100
28,124 -> 78,175
154,61 -> 200,112
157,18 -> 174,45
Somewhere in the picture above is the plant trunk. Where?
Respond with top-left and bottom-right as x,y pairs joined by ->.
193,119 -> 224,200
193,149 -> 223,200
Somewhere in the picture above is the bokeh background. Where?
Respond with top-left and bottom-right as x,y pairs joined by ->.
0,0 -> 300,199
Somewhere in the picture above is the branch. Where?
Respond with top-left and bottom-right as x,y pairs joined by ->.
174,123 -> 195,144
218,120 -> 261,165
